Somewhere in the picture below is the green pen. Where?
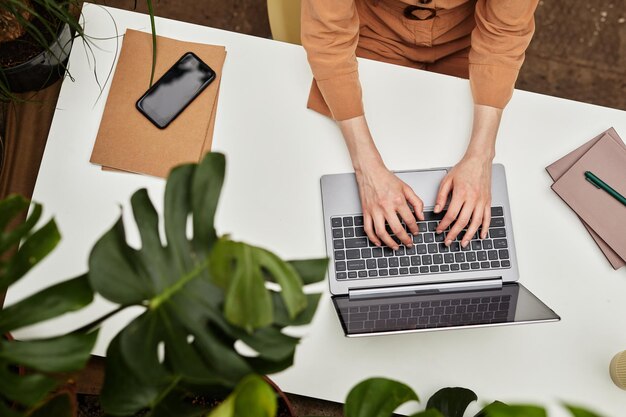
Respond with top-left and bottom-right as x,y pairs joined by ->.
584,171 -> 626,207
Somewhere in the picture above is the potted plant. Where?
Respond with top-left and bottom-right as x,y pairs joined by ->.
0,0 -> 157,100
0,153 -> 608,417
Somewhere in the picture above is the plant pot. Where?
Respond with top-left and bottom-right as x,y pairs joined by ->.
264,376 -> 296,417
1,23 -> 72,94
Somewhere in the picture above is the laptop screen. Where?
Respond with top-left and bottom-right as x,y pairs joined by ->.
332,283 -> 559,336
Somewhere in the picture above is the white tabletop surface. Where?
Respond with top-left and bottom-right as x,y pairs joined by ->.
7,4 -> 626,416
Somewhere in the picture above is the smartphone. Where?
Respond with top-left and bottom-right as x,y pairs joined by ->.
136,52 -> 216,129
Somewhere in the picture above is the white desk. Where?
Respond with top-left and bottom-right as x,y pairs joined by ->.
7,4 -> 626,416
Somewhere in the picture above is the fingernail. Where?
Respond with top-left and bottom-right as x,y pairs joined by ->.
445,240 -> 451,246
436,230 -> 442,234
462,241 -> 468,247
434,204 -> 441,213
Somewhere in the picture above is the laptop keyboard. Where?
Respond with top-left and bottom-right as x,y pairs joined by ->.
340,294 -> 513,332
331,206 -> 511,280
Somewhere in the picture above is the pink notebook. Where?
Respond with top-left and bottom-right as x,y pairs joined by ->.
546,128 -> 626,269
551,133 -> 626,266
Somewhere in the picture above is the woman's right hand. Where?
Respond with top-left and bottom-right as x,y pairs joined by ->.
338,116 -> 424,250
355,163 -> 424,250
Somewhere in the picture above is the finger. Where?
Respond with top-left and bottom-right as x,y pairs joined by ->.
438,194 -> 463,237
448,204 -> 474,247
464,205 -> 484,247
434,177 -> 452,214
363,211 -> 381,246
373,212 -> 398,250
404,186 -> 424,221
397,204 -> 418,239
386,210 -> 412,248
480,202 -> 491,239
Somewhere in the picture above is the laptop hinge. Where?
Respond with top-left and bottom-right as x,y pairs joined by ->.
348,278 -> 503,300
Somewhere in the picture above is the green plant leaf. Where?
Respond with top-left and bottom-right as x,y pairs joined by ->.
482,402 -> 546,417
0,332 -> 97,372
0,199 -> 41,254
474,401 -> 506,417
0,400 -> 22,417
410,410 -> 445,417
89,153 -> 323,415
0,360 -> 57,406
0,275 -> 93,333
207,375 -> 277,417
345,377 -> 419,417
0,194 -> 29,232
426,387 -> 477,417
564,404 -> 605,417
288,259 -> 329,285
28,390 -> 74,417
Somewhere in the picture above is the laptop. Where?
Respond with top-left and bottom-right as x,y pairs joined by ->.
320,164 -> 560,337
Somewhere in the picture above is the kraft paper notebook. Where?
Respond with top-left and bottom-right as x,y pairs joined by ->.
546,128 -> 626,269
91,29 -> 226,178
551,133 -> 626,265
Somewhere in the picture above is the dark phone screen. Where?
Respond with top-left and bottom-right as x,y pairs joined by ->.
136,52 -> 215,128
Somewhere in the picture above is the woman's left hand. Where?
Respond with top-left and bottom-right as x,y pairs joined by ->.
433,156 -> 493,248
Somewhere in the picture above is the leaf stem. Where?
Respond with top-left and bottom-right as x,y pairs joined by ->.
149,257 -> 211,310
146,0 -> 157,87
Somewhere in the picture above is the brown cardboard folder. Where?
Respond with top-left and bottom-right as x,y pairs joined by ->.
90,29 -> 226,178
550,132 -> 626,267
546,128 -> 626,269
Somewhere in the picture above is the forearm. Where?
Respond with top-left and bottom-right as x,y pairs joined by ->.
337,115 -> 385,174
464,104 -> 503,162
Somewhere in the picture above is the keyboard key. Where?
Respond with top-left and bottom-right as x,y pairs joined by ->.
366,259 -> 377,269
501,260 -> 511,267
471,262 -> 480,269
331,218 -> 342,228
354,216 -> 364,226
440,264 -> 450,272
355,227 -> 367,237
332,229 -> 343,238
389,258 -> 399,267
344,228 -> 355,238
498,249 -> 509,259
471,240 -> 482,250
418,222 -> 427,232
491,261 -> 500,268
346,249 -> 361,259
389,268 -> 399,276
430,265 -> 439,272
482,239 -> 493,249
361,248 -> 372,258
435,233 -> 445,243
336,261 -> 346,271
428,243 -> 438,253
488,250 -> 498,260
395,247 -> 405,256
455,253 -> 465,263
348,271 -> 357,278
493,239 -> 508,249
491,207 -> 503,217
461,263 -> 470,270
345,238 -> 367,248
334,240 -> 344,249
343,217 -> 353,227
373,248 -> 383,257
400,267 -> 409,275
337,272 -> 347,279
379,269 -> 389,276
466,252 -> 477,262
377,258 -> 388,268
481,261 -> 490,268
477,251 -> 488,261
489,228 -> 506,238
347,260 -> 365,270
334,250 -> 345,260
450,241 -> 461,252
368,270 -> 378,277
420,266 -> 429,273
406,246 -> 417,255
428,222 -> 438,231
413,234 -> 423,243
424,233 -> 435,243
416,244 -> 427,254
410,267 -> 420,274
491,217 -> 505,227
384,247 -> 394,256
433,254 -> 443,264
410,256 -> 421,266
423,211 -> 445,221
358,270 -> 368,278
444,253 -> 454,263
400,257 -> 410,266
422,255 -> 433,265
461,243 -> 471,251
438,243 -> 449,252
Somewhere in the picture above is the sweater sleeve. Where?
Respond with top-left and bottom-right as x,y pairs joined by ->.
469,0 -> 539,108
301,0 -> 364,120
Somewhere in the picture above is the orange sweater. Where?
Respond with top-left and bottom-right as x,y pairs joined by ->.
301,0 -> 539,120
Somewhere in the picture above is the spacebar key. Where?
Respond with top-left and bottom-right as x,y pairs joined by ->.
345,238 -> 368,248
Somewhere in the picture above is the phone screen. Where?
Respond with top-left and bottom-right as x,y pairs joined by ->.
136,52 -> 216,129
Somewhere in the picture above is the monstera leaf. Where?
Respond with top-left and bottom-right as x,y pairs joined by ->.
89,153 -> 327,416
0,195 -> 96,416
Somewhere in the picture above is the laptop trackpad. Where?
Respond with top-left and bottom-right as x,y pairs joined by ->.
395,169 -> 447,208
